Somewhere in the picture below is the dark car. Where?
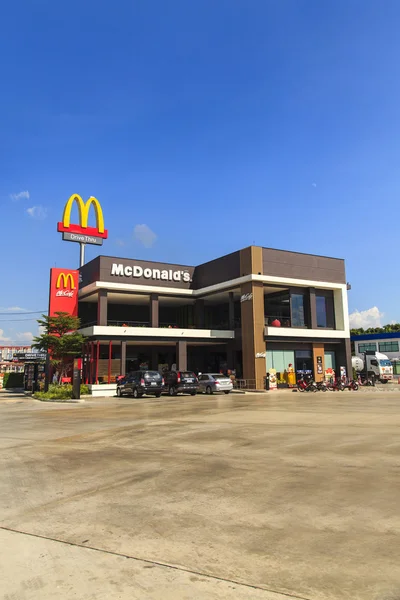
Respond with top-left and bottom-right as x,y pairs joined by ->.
163,371 -> 198,396
116,370 -> 163,398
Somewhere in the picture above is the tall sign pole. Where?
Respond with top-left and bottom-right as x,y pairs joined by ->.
80,243 -> 85,268
57,194 -> 108,267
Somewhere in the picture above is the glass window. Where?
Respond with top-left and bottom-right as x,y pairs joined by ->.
265,290 -> 290,326
378,341 -> 399,353
358,343 -> 377,353
266,350 -> 295,373
324,351 -> 336,371
379,360 -> 392,366
316,296 -> 327,328
291,294 -> 306,327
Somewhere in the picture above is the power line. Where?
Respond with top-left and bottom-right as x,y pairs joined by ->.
0,318 -> 41,322
0,310 -> 45,315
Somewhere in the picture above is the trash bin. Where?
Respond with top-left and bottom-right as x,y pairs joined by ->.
265,373 -> 270,391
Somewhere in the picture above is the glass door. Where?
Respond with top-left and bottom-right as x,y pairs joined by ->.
295,350 -> 313,376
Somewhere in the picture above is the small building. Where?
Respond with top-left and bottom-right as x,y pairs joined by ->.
351,332 -> 400,374
77,245 -> 351,394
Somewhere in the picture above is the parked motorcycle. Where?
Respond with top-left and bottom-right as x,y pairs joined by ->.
345,379 -> 359,391
358,374 -> 375,387
327,378 -> 345,392
297,374 -> 317,392
316,380 -> 328,392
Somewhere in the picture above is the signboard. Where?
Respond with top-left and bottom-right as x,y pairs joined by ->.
110,263 -> 192,283
57,194 -> 108,245
48,268 -> 79,317
62,232 -> 103,246
317,356 -> 323,374
13,352 -> 47,361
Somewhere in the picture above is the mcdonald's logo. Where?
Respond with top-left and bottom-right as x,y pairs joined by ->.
56,272 -> 76,290
57,194 -> 108,239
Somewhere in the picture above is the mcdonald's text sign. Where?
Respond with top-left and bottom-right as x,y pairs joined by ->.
57,194 -> 108,245
49,268 -> 79,317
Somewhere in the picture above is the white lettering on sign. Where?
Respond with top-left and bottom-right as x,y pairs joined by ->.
256,351 -> 267,358
111,263 -> 192,283
56,290 -> 74,298
111,264 -> 124,276
240,293 -> 253,303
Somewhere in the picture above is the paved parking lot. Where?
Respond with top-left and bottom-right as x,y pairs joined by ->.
0,389 -> 400,600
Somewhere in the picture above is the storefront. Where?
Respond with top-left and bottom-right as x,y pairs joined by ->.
48,244 -> 351,394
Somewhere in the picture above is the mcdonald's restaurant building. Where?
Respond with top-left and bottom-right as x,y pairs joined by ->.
77,246 -> 352,394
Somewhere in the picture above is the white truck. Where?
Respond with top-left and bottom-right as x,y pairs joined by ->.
352,351 -> 393,384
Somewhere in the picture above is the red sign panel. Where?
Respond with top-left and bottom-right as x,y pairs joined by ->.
48,268 -> 79,317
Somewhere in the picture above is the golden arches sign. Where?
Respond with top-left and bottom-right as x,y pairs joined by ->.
57,193 -> 108,241
56,272 -> 76,289
62,194 -> 105,234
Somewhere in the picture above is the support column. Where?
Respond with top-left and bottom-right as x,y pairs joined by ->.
344,338 -> 352,380
108,341 -> 112,384
120,341 -> 126,376
97,290 -> 108,326
309,288 -> 317,329
150,294 -> 159,327
227,341 -> 235,371
150,347 -> 158,370
194,299 -> 205,328
239,246 -> 266,390
228,292 -> 235,330
96,341 -> 100,384
90,342 -> 94,384
176,341 -> 187,371
312,343 -> 325,382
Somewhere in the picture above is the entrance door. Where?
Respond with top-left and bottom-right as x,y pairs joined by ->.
295,350 -> 313,376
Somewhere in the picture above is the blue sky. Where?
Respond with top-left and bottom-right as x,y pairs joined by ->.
1,0 -> 399,343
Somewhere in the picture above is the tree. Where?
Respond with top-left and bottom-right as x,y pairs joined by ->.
350,323 -> 400,338
33,312 -> 84,381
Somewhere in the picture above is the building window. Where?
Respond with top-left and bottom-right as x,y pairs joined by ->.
358,342 -> 377,353
291,294 -> 306,327
316,296 -> 327,327
324,351 -> 336,371
378,341 -> 399,353
316,292 -> 334,328
266,350 -> 295,374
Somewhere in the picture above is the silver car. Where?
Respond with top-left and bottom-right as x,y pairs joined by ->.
198,373 -> 233,395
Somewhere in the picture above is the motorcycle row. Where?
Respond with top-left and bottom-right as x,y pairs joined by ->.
297,373 -> 374,392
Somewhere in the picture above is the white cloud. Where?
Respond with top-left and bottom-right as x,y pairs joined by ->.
349,306 -> 383,329
0,306 -> 27,312
15,331 -> 34,343
0,329 -> 11,342
10,190 -> 30,201
133,224 -> 157,248
115,238 -> 127,247
26,205 -> 47,220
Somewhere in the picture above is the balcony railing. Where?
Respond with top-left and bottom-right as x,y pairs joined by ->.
265,315 -> 292,328
80,320 -> 236,330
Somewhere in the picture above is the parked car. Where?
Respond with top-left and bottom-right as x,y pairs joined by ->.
163,371 -> 198,396
116,370 -> 163,398
198,373 -> 233,395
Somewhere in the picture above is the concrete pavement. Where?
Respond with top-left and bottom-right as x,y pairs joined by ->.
0,390 -> 400,600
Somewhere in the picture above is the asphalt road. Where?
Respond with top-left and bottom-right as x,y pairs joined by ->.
0,389 -> 399,600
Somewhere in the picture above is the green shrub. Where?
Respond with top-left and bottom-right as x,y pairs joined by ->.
34,383 -> 91,401
3,372 -> 24,388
